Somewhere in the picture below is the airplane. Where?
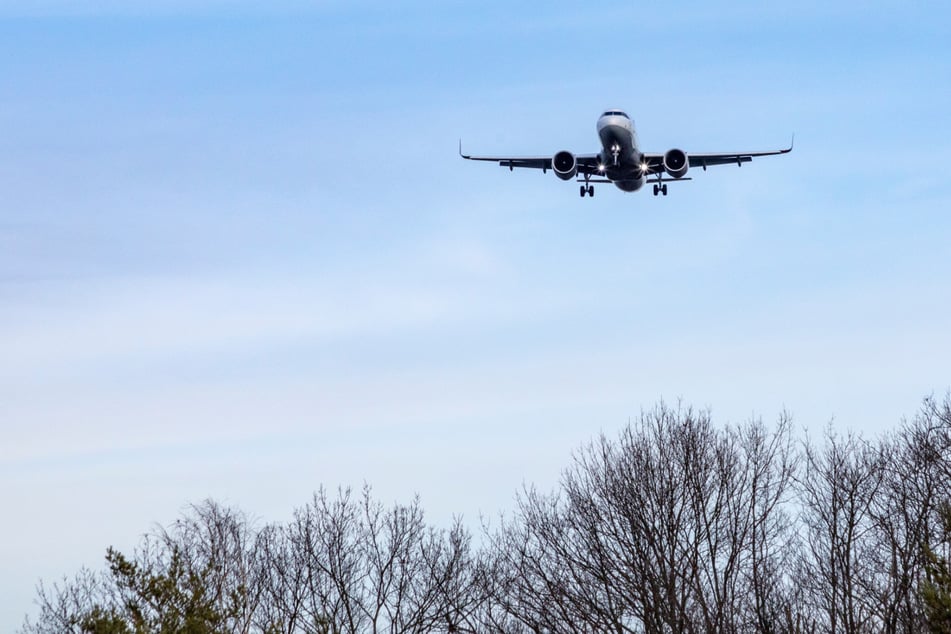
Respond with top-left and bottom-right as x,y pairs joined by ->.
460,109 -> 792,197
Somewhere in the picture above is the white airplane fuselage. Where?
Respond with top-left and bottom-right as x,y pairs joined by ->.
596,111 -> 645,192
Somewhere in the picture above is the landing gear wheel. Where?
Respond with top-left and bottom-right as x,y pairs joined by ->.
662,184 -> 668,196
587,185 -> 594,197
579,185 -> 586,197
653,184 -> 659,196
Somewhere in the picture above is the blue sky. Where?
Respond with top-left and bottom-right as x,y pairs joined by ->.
2,1 -> 950,628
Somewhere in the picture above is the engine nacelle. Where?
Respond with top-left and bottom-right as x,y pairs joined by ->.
552,150 -> 577,181
663,148 -> 689,179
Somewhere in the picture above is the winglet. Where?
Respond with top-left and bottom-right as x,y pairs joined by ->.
459,138 -> 470,159
787,133 -> 795,152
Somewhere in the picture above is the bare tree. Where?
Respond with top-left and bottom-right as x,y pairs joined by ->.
21,569 -> 112,634
255,521 -> 313,633
275,485 -> 481,634
484,403 -> 798,633
797,426 -> 884,633
865,425 -> 936,632
736,413 -> 801,633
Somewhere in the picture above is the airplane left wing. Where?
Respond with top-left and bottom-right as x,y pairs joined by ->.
642,137 -> 794,172
686,142 -> 793,169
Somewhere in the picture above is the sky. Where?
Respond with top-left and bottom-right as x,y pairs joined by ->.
2,0 -> 950,628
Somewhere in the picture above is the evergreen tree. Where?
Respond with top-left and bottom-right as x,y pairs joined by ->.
923,504 -> 951,633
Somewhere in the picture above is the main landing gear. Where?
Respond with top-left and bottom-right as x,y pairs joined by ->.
580,184 -> 595,197
652,183 -> 668,196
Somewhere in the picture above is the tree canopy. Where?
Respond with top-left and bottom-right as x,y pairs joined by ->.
20,396 -> 951,633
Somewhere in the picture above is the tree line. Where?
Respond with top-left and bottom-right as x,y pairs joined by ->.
21,395 -> 951,633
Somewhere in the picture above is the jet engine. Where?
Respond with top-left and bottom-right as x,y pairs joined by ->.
663,148 -> 689,179
552,150 -> 577,181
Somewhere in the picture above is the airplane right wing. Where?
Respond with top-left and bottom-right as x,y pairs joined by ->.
459,142 -> 602,175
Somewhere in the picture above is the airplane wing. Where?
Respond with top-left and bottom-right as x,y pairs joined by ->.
642,138 -> 793,172
459,142 -> 602,175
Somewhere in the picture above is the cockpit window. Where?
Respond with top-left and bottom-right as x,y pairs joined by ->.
603,110 -> 630,119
